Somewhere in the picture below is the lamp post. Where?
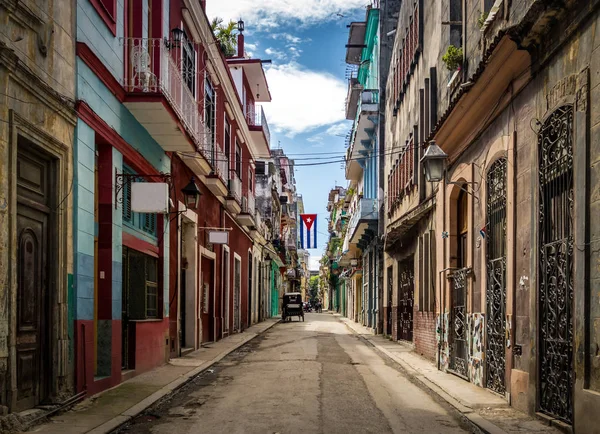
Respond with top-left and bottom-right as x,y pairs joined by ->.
420,140 -> 448,183
181,177 -> 201,210
237,19 -> 245,33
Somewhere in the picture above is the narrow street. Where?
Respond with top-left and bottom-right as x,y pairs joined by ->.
116,314 -> 471,434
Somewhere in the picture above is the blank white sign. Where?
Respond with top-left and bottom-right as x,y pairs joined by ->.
131,182 -> 169,213
208,231 -> 229,244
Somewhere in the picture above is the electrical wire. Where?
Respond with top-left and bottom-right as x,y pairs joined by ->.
179,140 -> 424,168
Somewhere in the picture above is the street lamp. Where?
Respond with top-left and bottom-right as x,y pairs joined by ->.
237,18 -> 245,33
165,27 -> 185,49
181,177 -> 201,210
420,140 -> 448,183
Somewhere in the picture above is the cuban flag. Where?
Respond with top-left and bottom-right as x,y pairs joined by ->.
300,214 -> 318,249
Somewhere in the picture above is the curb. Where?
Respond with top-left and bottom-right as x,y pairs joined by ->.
338,317 -> 507,434
87,320 -> 280,434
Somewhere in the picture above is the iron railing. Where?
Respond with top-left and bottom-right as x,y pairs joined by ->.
347,198 -> 377,242
449,267 -> 470,379
228,173 -> 242,201
120,37 -> 212,156
246,104 -> 271,145
211,149 -> 228,182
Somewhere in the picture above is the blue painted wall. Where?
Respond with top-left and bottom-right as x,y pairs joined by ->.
74,0 -> 172,321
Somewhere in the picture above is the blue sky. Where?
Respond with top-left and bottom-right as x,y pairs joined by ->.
207,1 -> 368,269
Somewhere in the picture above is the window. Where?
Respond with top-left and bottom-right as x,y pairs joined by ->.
205,79 -> 216,146
235,141 -> 242,179
182,34 -> 196,96
248,168 -> 253,193
224,118 -> 231,161
122,165 -> 157,237
457,189 -> 468,268
449,0 -> 463,48
123,247 -> 159,319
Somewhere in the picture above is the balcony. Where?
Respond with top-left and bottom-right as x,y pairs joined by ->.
345,78 -> 363,120
246,104 -> 270,151
120,38 -> 212,172
347,198 -> 378,245
346,89 -> 379,181
205,149 -> 229,197
226,174 -> 242,214
237,193 -> 255,227
286,232 -> 297,251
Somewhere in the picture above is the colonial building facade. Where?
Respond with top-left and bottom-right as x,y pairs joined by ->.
0,0 -> 77,413
67,0 -> 280,403
324,0 -> 600,431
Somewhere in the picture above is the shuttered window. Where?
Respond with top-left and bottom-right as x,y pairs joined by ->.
122,165 -> 157,237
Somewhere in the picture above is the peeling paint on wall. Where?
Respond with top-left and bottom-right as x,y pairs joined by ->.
436,312 -> 449,371
468,313 -> 485,387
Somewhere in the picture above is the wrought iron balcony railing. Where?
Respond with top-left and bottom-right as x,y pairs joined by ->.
120,37 -> 212,156
246,104 -> 271,145
211,149 -> 229,182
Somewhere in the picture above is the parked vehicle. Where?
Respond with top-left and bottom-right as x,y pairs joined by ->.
282,292 -> 304,322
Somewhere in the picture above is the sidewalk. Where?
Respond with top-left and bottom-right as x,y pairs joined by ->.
334,314 -> 561,434
28,318 -> 280,434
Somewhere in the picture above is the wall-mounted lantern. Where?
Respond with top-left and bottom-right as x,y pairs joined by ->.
181,177 -> 202,210
165,27 -> 185,50
420,140 -> 448,183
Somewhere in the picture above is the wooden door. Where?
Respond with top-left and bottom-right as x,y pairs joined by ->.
15,149 -> 53,411
201,257 -> 214,343
397,258 -> 414,342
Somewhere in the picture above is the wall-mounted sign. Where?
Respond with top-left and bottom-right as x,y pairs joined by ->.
208,231 -> 229,244
131,182 -> 169,213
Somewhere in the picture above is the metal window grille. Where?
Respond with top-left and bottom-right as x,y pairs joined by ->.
538,105 -> 574,423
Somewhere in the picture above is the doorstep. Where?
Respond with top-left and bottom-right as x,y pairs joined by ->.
29,318 -> 280,434
336,315 -> 560,434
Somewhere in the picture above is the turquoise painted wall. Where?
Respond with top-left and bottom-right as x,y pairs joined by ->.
74,55 -> 171,321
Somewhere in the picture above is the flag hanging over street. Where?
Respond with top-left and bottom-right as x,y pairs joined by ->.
300,214 -> 318,249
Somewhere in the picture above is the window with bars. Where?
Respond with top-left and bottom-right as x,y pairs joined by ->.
122,165 -> 157,237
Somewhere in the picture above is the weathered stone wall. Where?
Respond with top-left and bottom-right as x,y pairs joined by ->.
0,0 -> 76,413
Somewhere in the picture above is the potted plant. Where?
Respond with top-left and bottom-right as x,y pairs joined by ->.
478,11 -> 489,28
442,45 -> 463,71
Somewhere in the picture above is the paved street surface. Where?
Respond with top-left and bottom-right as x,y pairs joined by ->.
115,314 -> 471,434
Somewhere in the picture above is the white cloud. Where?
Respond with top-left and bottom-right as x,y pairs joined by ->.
270,33 -> 310,45
326,122 -> 351,137
245,42 -> 258,51
206,0 -> 366,28
262,62 -> 346,136
264,47 -> 287,60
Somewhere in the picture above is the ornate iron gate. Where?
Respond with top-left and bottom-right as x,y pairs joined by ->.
449,268 -> 469,378
538,105 -> 574,423
397,259 -> 414,342
486,158 -> 507,394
